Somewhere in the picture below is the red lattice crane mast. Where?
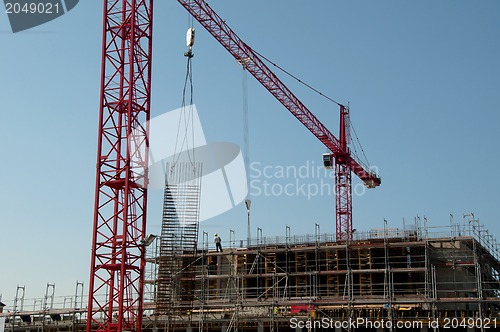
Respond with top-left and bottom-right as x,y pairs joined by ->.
177,0 -> 381,241
87,1 -> 153,331
88,1 -> 379,331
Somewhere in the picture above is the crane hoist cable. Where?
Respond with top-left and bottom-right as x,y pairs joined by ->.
172,26 -> 197,168
342,103 -> 371,168
242,67 -> 250,192
350,118 -> 371,168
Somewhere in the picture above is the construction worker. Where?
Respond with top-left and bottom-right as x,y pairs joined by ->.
214,233 -> 223,252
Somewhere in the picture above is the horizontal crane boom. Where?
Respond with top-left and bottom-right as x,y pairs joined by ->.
177,0 -> 380,188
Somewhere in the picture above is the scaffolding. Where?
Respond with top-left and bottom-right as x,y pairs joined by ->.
2,217 -> 500,331
146,216 -> 500,331
156,162 -> 203,317
0,281 -> 86,332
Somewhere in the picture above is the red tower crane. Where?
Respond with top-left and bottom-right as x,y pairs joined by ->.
176,0 -> 381,241
88,1 -> 379,331
87,1 -> 153,331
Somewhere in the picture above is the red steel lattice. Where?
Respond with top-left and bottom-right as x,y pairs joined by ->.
87,1 -> 153,331
177,0 -> 380,241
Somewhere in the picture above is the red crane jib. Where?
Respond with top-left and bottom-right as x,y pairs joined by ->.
177,0 -> 381,188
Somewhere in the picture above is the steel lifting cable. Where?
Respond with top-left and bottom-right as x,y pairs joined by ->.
253,48 -> 343,107
350,120 -> 371,168
172,23 -> 197,168
254,48 -> 373,167
242,68 -> 250,191
172,56 -> 195,167
182,52 -> 196,164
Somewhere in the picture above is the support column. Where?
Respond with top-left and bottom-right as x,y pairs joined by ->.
86,1 -> 153,331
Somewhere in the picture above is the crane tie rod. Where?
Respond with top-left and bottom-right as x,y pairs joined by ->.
252,48 -> 343,108
253,48 -> 373,168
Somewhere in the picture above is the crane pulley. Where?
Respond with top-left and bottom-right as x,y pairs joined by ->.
185,27 -> 195,58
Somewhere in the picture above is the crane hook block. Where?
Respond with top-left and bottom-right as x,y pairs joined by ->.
186,28 -> 195,48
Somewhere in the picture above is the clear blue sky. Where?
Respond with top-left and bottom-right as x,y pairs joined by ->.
1,1 -> 499,305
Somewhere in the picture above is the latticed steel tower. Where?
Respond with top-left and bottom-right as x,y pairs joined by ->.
87,1 -> 153,331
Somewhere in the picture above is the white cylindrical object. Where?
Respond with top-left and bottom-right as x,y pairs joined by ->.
186,28 -> 195,47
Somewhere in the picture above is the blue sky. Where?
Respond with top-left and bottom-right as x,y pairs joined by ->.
1,1 -> 499,305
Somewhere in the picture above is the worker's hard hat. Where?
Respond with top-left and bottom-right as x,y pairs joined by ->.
214,233 -> 218,236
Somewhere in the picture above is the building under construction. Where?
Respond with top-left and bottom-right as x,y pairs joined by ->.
138,216 -> 500,331
1,1 -> 499,331
2,218 -> 500,331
